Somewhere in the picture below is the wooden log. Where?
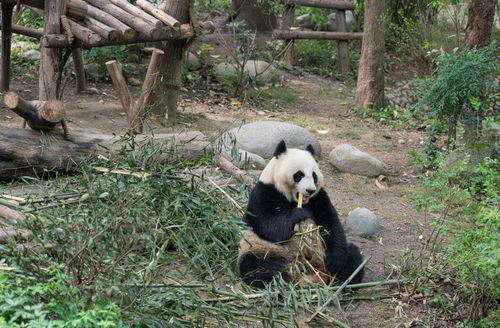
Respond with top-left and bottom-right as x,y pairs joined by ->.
281,4 -> 295,67
87,4 -> 136,40
279,0 -> 355,10
67,0 -> 87,20
0,128 -> 210,180
216,156 -> 255,191
136,0 -> 180,27
67,18 -> 102,44
83,16 -> 120,41
60,15 -> 74,44
41,23 -> 195,48
72,48 -> 86,93
137,49 -> 165,119
1,0 -> 44,9
336,10 -> 349,75
39,0 -> 64,100
108,0 -> 163,28
105,60 -> 138,132
0,204 -> 24,222
85,0 -> 163,39
8,24 -> 43,39
274,30 -> 363,40
4,92 -> 65,131
1,3 -> 14,91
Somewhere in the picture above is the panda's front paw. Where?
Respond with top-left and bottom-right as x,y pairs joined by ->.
290,208 -> 311,224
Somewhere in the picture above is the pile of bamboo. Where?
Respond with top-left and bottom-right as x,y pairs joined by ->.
6,0 -> 206,49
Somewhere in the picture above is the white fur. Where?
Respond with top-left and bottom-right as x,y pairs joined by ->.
260,148 -> 324,203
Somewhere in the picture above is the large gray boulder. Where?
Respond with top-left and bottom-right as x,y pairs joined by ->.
345,207 -> 380,238
220,121 -> 321,159
214,60 -> 281,84
19,49 -> 41,61
329,144 -> 387,177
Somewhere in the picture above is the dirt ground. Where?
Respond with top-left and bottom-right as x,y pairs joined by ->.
1,67 -> 432,327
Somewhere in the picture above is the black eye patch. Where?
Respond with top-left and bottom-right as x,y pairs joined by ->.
293,171 -> 305,183
312,172 -> 318,183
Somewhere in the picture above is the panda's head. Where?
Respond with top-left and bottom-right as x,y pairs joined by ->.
260,140 -> 324,204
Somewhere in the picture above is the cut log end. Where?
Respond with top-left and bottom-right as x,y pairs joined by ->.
41,100 -> 65,123
4,91 -> 19,108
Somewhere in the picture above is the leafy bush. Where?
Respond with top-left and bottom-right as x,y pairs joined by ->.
409,152 -> 499,324
417,46 -> 498,155
86,44 -> 143,81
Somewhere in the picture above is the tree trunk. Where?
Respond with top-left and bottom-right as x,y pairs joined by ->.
152,0 -> 192,122
464,0 -> 498,49
354,0 -> 388,109
0,128 -> 209,180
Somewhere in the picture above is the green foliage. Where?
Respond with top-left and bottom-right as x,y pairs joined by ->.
246,86 -> 300,111
17,10 -> 43,29
417,46 -> 498,155
0,268 -> 121,327
86,45 -> 143,81
357,106 -> 415,128
408,152 -> 499,324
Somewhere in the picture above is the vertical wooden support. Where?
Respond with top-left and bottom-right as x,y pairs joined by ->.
336,9 -> 349,76
282,4 -> 295,68
39,0 -> 64,100
1,3 -> 14,91
72,48 -> 86,93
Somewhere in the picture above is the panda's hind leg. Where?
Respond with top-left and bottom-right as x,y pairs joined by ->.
239,253 -> 290,289
339,243 -> 364,284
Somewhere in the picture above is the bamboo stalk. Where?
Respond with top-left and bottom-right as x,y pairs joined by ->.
307,255 -> 372,322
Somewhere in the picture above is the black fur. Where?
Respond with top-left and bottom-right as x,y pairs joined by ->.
239,253 -> 290,289
273,140 -> 287,158
240,182 -> 364,288
306,144 -> 315,156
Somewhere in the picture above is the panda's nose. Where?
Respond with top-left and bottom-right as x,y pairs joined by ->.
306,189 -> 315,195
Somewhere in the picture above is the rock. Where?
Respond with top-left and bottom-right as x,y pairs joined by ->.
186,52 -> 201,70
84,63 -> 101,79
295,14 -> 316,29
345,207 -> 380,238
220,121 -> 321,159
128,77 -> 142,86
329,144 -> 387,177
19,49 -> 41,61
221,149 -> 266,170
214,60 -> 281,84
323,10 -> 356,31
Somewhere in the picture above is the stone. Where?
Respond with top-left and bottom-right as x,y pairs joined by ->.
220,121 -> 321,159
214,60 -> 281,85
128,77 -> 142,86
186,52 -> 201,70
84,63 -> 101,79
323,10 -> 356,32
19,49 -> 41,61
329,144 -> 387,177
221,149 -> 266,170
345,207 -> 380,238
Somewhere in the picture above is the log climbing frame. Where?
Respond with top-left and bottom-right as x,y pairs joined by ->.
0,0 -> 212,95
275,0 -> 363,75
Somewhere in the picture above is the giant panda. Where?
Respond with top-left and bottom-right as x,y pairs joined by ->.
238,140 -> 364,289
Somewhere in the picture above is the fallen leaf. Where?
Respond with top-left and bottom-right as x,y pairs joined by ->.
230,98 -> 241,106
375,175 -> 387,190
316,129 -> 329,135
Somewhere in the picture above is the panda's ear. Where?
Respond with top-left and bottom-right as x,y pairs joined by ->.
273,140 -> 287,158
306,144 -> 315,156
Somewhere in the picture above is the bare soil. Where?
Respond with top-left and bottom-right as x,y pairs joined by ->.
1,67 -> 431,327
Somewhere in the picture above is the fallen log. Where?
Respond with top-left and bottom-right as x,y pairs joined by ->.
4,92 -> 65,131
0,204 -> 23,222
216,156 -> 255,191
278,0 -> 356,10
0,128 -> 210,180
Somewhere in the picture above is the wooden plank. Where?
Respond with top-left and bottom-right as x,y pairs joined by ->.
281,4 -> 295,67
279,0 -> 355,10
1,24 -> 43,39
72,49 -> 86,93
136,0 -> 180,27
274,30 -> 363,40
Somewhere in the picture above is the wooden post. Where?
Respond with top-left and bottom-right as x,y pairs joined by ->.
336,9 -> 349,76
72,49 -> 86,93
282,4 -> 295,68
1,3 -> 14,91
39,0 -> 64,100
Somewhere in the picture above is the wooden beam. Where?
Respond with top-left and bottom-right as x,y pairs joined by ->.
72,48 -> 86,93
137,49 -> 165,117
4,24 -> 43,39
336,10 -> 349,75
82,16 -> 121,41
1,3 -> 14,91
39,0 -> 64,100
87,4 -> 136,40
67,18 -> 102,45
279,0 -> 355,10
281,4 -> 295,67
109,0 -> 163,28
274,30 -> 363,40
136,0 -> 180,28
